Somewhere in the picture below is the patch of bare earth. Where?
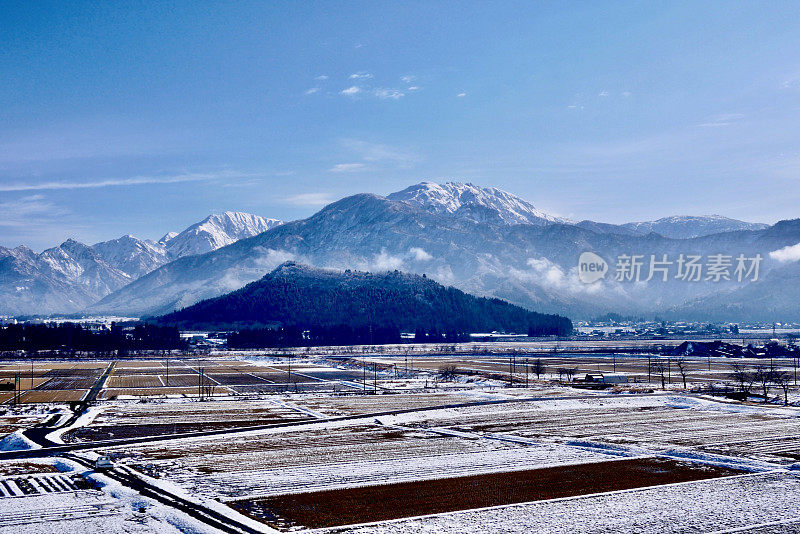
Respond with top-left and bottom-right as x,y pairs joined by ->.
230,458 -> 742,530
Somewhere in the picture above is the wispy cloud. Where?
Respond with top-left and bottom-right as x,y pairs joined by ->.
341,86 -> 361,96
697,113 -> 745,128
329,163 -> 367,173
0,171 -> 243,192
400,75 -> 416,84
408,86 -> 420,91
315,75 -> 329,81
349,72 -> 373,80
305,87 -> 320,95
0,195 -> 70,227
340,139 -> 418,168
598,90 -> 609,97
283,192 -> 335,207
457,92 -> 466,97
374,88 -> 404,100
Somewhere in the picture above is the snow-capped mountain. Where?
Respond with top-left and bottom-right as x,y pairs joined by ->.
163,212 -> 282,259
91,189 -> 800,321
0,211 -> 282,316
387,182 -> 571,226
2,180 -> 792,320
93,235 -> 169,279
621,215 -> 768,239
0,240 -> 131,316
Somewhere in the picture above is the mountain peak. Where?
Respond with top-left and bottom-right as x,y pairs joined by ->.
164,211 -> 283,258
387,181 -> 569,226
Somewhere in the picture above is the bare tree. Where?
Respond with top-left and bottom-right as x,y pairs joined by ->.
557,367 -> 576,383
437,364 -> 458,382
754,364 -> 775,403
730,362 -> 755,395
532,358 -> 545,380
674,357 -> 689,389
772,370 -> 792,405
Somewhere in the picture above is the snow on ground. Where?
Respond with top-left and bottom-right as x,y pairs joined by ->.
333,471 -> 800,534
0,429 -> 40,451
0,457 -> 225,534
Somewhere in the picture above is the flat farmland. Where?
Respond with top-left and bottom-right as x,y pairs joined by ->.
157,374 -> 203,387
294,392 -> 472,416
232,458 -> 739,530
106,375 -> 163,388
98,387 -> 228,399
106,421 -> 606,499
64,398 -> 311,442
19,389 -> 86,403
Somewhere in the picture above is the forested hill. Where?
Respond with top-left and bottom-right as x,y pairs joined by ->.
155,261 -> 572,335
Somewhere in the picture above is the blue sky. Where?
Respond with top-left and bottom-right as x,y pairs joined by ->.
1,1 -> 799,250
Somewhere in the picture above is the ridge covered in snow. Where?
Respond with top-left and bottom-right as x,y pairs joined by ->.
163,211 -> 282,258
388,182 -> 571,226
0,211 -> 283,316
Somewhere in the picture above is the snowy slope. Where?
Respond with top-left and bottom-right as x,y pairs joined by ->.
621,215 -> 768,239
91,191 -> 800,321
388,182 -> 571,226
93,235 -> 170,279
164,212 -> 282,258
0,212 -> 282,316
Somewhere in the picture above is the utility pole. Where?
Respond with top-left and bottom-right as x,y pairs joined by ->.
509,356 -> 513,387
373,362 -> 377,393
363,360 -> 367,392
613,355 -> 616,373
525,358 -> 529,388
165,359 -> 169,387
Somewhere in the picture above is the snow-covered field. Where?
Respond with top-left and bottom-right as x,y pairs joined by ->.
4,355 -> 800,533
334,471 -> 800,534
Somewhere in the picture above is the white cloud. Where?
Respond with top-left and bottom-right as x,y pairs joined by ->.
374,88 -> 404,100
305,88 -> 319,95
409,247 -> 433,261
434,264 -> 455,284
0,171 -> 239,192
359,249 -> 404,271
315,75 -> 329,81
770,242 -> 800,262
349,72 -> 373,80
598,91 -> 609,97
407,86 -> 420,91
341,86 -> 361,96
508,257 -> 604,295
329,163 -> 367,173
401,75 -> 416,84
457,92 -> 466,97
283,192 -> 334,207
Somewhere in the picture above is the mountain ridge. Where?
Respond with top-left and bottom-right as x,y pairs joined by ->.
155,261 -> 573,335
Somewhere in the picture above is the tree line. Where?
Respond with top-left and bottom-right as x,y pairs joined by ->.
227,325 -> 475,348
0,322 -> 186,353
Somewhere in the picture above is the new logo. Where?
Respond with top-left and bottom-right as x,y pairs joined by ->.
578,252 -> 608,283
